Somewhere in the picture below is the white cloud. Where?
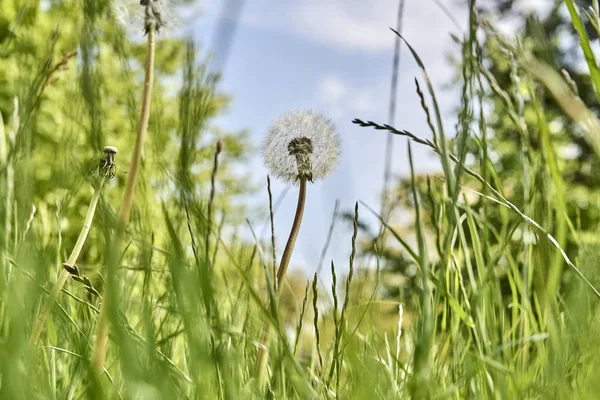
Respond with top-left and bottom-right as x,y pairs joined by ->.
292,1 -> 397,52
230,0 -> 467,53
318,75 -> 348,103
316,74 -> 381,118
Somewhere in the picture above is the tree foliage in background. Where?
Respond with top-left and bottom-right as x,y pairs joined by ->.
0,2 -> 256,396
478,0 -> 600,242
0,0 -> 253,273
378,0 -> 600,303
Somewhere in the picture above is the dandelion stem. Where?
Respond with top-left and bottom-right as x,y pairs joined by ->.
256,177 -> 307,387
91,20 -> 156,378
31,178 -> 106,345
276,178 -> 306,288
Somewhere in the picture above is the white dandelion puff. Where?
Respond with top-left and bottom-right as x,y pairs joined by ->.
256,109 -> 340,381
263,110 -> 341,184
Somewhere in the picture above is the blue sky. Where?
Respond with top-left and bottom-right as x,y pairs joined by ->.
173,0 -> 548,280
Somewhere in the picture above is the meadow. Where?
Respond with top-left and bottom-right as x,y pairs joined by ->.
3,0 -> 600,398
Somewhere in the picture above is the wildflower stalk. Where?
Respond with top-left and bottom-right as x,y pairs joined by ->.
276,178 -> 307,288
255,177 -> 307,386
30,178 -> 106,345
90,14 -> 157,378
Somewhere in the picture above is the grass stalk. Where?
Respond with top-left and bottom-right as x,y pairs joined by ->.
312,273 -> 323,369
407,142 -> 432,392
380,0 -> 405,242
267,176 -> 277,283
205,139 -> 222,267
353,118 -> 600,299
293,281 -> 310,356
328,202 -> 358,389
3,98 -> 17,275
0,99 -> 16,333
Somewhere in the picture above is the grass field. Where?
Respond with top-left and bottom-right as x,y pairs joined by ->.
3,0 -> 600,398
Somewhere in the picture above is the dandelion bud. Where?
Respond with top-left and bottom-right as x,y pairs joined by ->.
263,110 -> 341,184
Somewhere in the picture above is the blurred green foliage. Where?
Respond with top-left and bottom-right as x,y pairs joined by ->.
0,0 -> 253,268
0,1 -> 258,396
379,0 -> 600,302
5,0 -> 600,398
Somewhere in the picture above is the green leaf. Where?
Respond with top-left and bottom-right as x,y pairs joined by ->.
564,0 -> 600,105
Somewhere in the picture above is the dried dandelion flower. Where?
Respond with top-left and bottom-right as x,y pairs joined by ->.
91,146 -> 119,179
263,110 -> 341,184
112,0 -> 169,35
141,0 -> 165,34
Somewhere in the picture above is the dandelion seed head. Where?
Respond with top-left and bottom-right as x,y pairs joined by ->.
263,110 -> 341,184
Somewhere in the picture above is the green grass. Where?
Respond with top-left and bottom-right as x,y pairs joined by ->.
3,0 -> 600,398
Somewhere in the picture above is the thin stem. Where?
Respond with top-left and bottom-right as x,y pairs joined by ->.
380,0 -> 405,242
91,22 -> 156,377
0,107 -> 9,335
276,178 -> 306,287
30,178 -> 106,345
4,98 -> 16,278
267,176 -> 277,284
117,34 -> 156,228
205,140 -> 222,267
256,177 -> 307,388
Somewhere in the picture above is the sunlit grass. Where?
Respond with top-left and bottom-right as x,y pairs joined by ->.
2,1 -> 600,399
